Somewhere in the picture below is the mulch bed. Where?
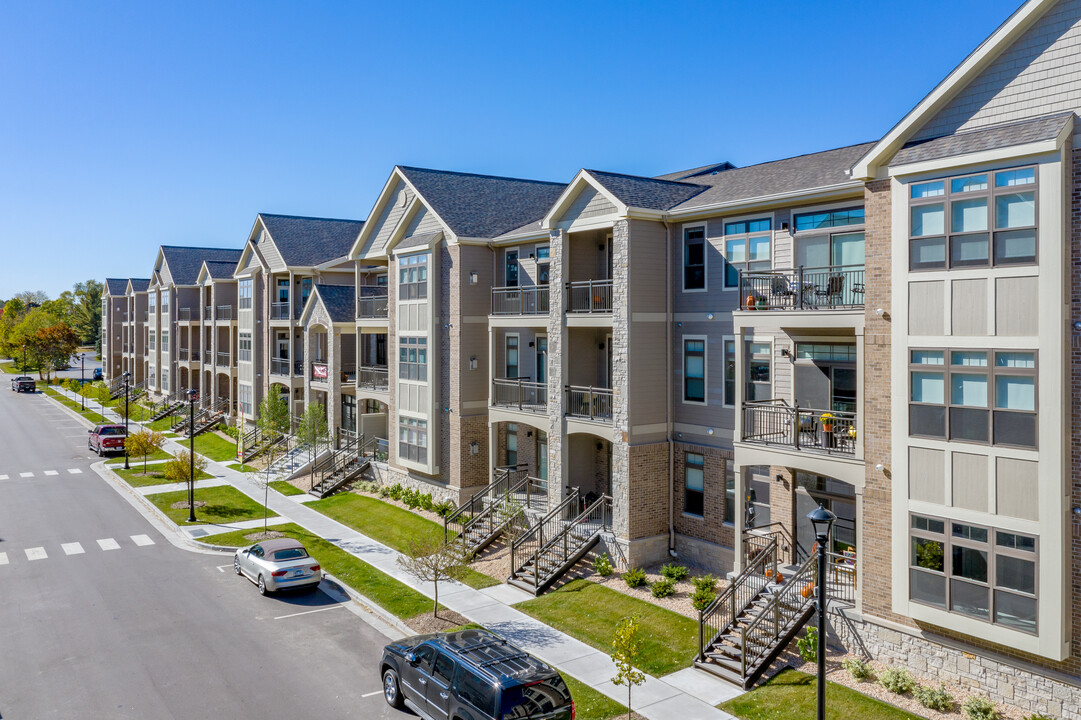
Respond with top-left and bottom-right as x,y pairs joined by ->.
405,610 -> 471,634
169,500 -> 206,510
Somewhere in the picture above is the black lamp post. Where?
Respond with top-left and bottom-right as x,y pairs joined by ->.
22,344 -> 26,372
122,371 -> 131,470
807,503 -> 836,720
75,353 -> 85,411
187,389 -> 198,522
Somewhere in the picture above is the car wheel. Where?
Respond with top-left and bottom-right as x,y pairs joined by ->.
96,444 -> 103,457
233,556 -> 241,575
383,668 -> 403,709
257,575 -> 268,595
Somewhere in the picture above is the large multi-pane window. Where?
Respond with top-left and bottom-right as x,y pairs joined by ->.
238,384 -> 253,415
148,330 -> 156,351
148,291 -> 157,311
398,416 -> 428,463
238,279 -> 252,309
684,452 -> 704,516
683,337 -> 706,403
909,514 -> 1037,634
723,218 -> 771,287
399,254 -> 429,300
399,337 -> 427,381
683,226 -> 706,291
909,166 -> 1037,271
159,290 -> 169,313
160,367 -> 169,392
238,332 -> 252,362
909,348 -> 1036,448
793,207 -> 864,231
160,330 -> 169,352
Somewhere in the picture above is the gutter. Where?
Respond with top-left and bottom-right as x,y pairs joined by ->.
663,218 -> 676,556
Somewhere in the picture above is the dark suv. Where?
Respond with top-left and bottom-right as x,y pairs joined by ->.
381,628 -> 574,720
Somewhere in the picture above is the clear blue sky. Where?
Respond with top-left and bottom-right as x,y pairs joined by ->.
0,0 -> 1022,298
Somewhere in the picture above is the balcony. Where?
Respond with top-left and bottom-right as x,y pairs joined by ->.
358,365 -> 389,391
204,306 -> 212,321
218,351 -> 233,367
565,385 -> 613,422
491,286 -> 549,316
493,378 -> 547,413
311,361 -> 329,382
178,348 -> 189,361
216,305 -> 233,321
270,302 -> 290,320
178,307 -> 197,322
566,280 -> 612,314
358,287 -> 389,319
741,399 -> 856,456
270,357 -> 291,376
740,265 -> 865,311
203,350 -> 212,364
341,363 -> 356,383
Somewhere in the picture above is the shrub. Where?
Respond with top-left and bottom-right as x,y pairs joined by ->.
962,696 -> 998,720
692,574 -> 717,593
878,666 -> 916,695
378,485 -> 390,498
915,684 -> 954,712
434,499 -> 456,518
690,587 -> 716,612
622,568 -> 647,588
593,553 -> 613,577
660,563 -> 690,581
403,489 -> 420,509
420,493 -> 434,512
388,483 -> 403,500
355,480 -> 379,494
650,578 -> 675,598
841,657 -> 873,680
796,626 -> 818,663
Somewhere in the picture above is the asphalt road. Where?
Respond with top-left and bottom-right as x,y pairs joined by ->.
0,384 -> 408,719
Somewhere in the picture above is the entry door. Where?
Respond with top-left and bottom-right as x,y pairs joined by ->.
537,433 -> 548,481
276,335 -> 288,360
794,364 -> 831,410
375,335 -> 387,366
536,336 -> 547,384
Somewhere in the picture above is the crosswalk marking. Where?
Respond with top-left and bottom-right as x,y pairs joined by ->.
25,547 -> 47,561
131,534 -> 155,546
62,542 -> 85,555
68,468 -> 82,474
0,552 -> 7,565
19,472 -> 33,478
0,474 -> 8,480
44,470 -> 58,476
97,538 -> 120,551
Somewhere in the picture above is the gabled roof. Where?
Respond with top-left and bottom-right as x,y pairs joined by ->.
653,161 -> 736,181
202,260 -> 240,280
585,170 -> 707,211
258,213 -> 365,267
890,111 -> 1073,167
160,246 -> 243,286
396,166 -> 566,239
309,284 -> 355,323
105,278 -> 129,296
126,279 -> 150,294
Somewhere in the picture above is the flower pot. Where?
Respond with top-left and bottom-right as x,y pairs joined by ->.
745,294 -> 757,310
800,583 -> 815,599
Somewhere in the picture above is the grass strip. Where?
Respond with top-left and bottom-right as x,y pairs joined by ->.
43,387 -> 109,424
563,675 -> 630,720
226,462 -> 259,473
205,523 -> 434,620
112,465 -> 214,488
192,432 -> 237,462
719,669 -> 923,720
269,480 -> 305,496
112,448 -> 173,465
145,484 -> 274,525
308,493 -> 499,589
514,578 -> 698,677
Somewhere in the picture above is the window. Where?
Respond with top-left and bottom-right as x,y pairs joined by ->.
683,337 -> 705,403
148,291 -> 157,311
160,291 -> 168,312
277,278 -> 289,304
684,453 -> 704,516
238,332 -> 252,362
506,423 -> 518,466
909,514 -> 1037,634
723,338 -> 736,406
793,207 -> 864,231
505,249 -> 519,287
909,348 -> 1036,448
160,367 -> 169,392
399,337 -> 427,381
454,666 -> 497,717
747,341 -> 771,402
149,330 -> 156,351
909,166 -> 1037,271
723,218 -> 771,287
796,343 -> 857,362
160,330 -> 169,352
239,384 -> 253,415
432,653 -> 454,685
238,279 -> 252,309
723,459 -> 735,524
505,335 -> 519,379
683,226 -> 706,291
398,416 -> 428,464
398,253 -> 428,300
537,246 -> 550,285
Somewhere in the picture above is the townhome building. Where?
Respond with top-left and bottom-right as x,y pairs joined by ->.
101,279 -> 130,381
120,278 -> 150,385
194,260 -> 240,412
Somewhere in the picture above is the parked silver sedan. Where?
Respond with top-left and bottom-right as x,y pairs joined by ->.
233,538 -> 322,595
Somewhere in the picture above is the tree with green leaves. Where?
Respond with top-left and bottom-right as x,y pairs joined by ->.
71,280 -> 103,346
256,389 -> 291,533
611,615 -> 646,719
126,429 -> 166,474
163,449 -> 207,488
296,402 -> 329,468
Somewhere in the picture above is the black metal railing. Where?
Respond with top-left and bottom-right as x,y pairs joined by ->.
270,302 -> 290,320
698,536 -> 778,663
270,357 -> 291,376
358,287 -> 389,319
217,351 -> 232,367
565,385 -> 613,421
203,350 -> 212,364
566,279 -> 613,313
357,365 -> 388,391
216,305 -> 233,321
491,285 -> 549,315
510,488 -> 579,590
739,264 -> 865,311
512,494 -> 612,594
443,465 -> 529,543
178,307 -> 194,321
493,378 -> 547,412
742,399 -> 856,456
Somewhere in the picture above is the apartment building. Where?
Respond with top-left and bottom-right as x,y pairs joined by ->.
194,260 -> 240,411
101,279 -> 129,380
121,279 -> 150,385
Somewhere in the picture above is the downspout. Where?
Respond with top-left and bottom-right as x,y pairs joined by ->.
664,217 -> 676,556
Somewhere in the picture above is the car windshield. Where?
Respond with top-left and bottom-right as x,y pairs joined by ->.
272,548 -> 308,561
98,427 -> 125,436
500,677 -> 571,718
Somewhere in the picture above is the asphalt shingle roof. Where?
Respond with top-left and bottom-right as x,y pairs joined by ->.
312,284 -> 355,323
202,260 -> 239,280
890,112 -> 1072,166
652,161 -> 736,181
128,279 -> 150,293
105,278 -> 129,296
586,170 -> 707,210
259,214 -> 365,267
398,166 -> 565,239
161,247 -> 243,286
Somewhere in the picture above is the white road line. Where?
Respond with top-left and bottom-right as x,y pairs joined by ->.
19,472 -> 33,478
273,605 -> 343,621
62,542 -> 85,555
0,552 -> 7,565
360,690 -> 382,698
25,547 -> 48,561
67,468 -> 83,474
131,534 -> 155,546
0,475 -> 8,480
216,564 -> 231,573
44,470 -> 59,476
97,538 -> 120,551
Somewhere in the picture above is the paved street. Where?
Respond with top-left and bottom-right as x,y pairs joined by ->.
0,385 -> 404,719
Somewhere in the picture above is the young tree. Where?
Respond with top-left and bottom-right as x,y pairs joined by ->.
396,534 -> 469,618
126,429 -> 166,474
256,389 -> 291,533
163,449 -> 208,487
611,615 -> 646,719
296,403 -> 329,467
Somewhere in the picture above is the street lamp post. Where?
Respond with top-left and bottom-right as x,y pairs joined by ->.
22,344 -> 27,373
122,371 -> 131,470
807,504 -> 837,720
187,389 -> 198,523
76,353 -> 85,411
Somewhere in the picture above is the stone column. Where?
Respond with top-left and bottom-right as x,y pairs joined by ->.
547,228 -> 570,507
610,219 -> 631,543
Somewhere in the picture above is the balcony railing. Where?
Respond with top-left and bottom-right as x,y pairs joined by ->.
565,385 -> 614,422
270,302 -> 290,320
493,378 -> 547,412
357,365 -> 389,391
213,305 -> 232,321
201,350 -> 211,364
491,286 -> 549,316
741,399 -> 856,456
178,348 -> 189,361
739,264 -> 865,311
178,307 -> 198,322
566,280 -> 613,313
358,287 -> 389,319
270,357 -> 291,376
218,351 -> 233,367
311,361 -> 329,382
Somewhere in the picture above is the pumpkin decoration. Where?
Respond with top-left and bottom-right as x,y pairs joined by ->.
800,582 -> 815,599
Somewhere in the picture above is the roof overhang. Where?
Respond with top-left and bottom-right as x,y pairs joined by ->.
234,239 -> 268,279
541,170 -> 628,230
887,121 -> 1073,178
667,181 -> 866,222
352,167 -> 457,261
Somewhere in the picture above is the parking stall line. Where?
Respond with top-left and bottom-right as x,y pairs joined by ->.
0,552 -> 7,565
25,547 -> 47,561
0,475 -> 8,480
44,470 -> 59,476
19,472 -> 34,478
62,542 -> 85,555
360,691 -> 382,699
97,538 -> 120,551
67,468 -> 83,474
273,605 -> 344,621
131,534 -> 155,546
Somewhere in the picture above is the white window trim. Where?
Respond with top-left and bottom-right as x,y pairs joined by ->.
681,222 -> 708,294
682,334 -> 708,406
720,211 -> 775,292
722,334 -> 735,408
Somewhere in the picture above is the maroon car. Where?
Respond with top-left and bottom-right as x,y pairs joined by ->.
88,425 -> 126,456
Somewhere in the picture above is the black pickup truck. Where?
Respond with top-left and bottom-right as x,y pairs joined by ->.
11,376 -> 36,393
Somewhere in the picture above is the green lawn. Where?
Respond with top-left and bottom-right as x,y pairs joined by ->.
205,523 -> 434,620
720,669 -> 923,720
0,361 -> 38,374
308,493 -> 499,589
514,579 -> 698,677
226,462 -> 258,473
269,480 -> 305,496
146,485 -> 274,525
112,465 -> 213,488
148,417 -> 175,432
109,448 -> 173,465
564,675 -> 630,720
42,387 -> 109,424
192,432 -> 237,462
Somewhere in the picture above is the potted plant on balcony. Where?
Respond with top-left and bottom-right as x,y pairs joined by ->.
755,295 -> 767,310
820,412 -> 835,433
